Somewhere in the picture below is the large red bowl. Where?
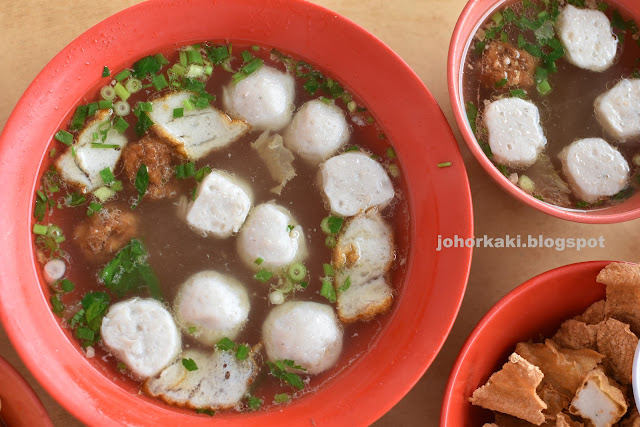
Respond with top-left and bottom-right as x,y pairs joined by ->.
441,260 -> 612,426
0,0 -> 473,425
448,0 -> 640,224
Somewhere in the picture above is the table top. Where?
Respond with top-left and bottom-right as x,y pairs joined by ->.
1,0 -> 639,425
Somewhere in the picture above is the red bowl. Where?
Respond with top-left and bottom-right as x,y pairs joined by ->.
0,0 -> 473,425
0,356 -> 52,427
441,260 -> 613,426
448,0 -> 640,224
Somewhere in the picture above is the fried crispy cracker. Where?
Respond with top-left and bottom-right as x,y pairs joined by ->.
555,413 -> 584,427
569,369 -> 628,427
539,383 -> 570,421
470,353 -> 547,425
620,407 -> 640,427
574,300 -> 605,325
493,413 -> 559,426
598,263 -> 640,335
516,340 -> 603,397
596,318 -> 638,385
483,424 -> 500,427
552,319 -> 599,350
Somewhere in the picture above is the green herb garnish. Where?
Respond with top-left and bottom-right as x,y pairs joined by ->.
338,276 -> 351,293
216,337 -> 236,351
254,257 -> 264,265
235,345 -> 249,360
323,263 -> 334,277
182,358 -> 198,371
247,395 -> 262,411
320,279 -> 336,303
254,269 -> 273,283
465,102 -> 478,135
134,112 -> 154,137
133,164 -> 149,208
266,360 -> 306,390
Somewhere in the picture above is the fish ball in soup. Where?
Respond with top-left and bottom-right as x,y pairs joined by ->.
595,79 -> 640,142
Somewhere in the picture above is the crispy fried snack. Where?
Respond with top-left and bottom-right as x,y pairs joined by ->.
596,318 -> 638,385
552,319 -> 599,350
470,353 -> 547,425
555,413 -> 584,427
516,340 -> 603,397
574,300 -> 605,325
620,407 -> 640,427
598,262 -> 640,335
569,369 -> 628,427
538,383 -> 570,421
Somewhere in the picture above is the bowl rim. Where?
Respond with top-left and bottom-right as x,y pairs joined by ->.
0,0 -> 473,425
439,260 -> 613,426
447,0 -> 640,224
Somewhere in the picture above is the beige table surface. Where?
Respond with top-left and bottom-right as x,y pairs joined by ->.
1,0 -> 639,426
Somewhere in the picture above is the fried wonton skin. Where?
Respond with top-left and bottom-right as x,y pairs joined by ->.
620,407 -> 640,427
470,353 -> 547,425
574,300 -> 605,325
516,340 -> 603,397
596,318 -> 638,385
555,413 -> 584,427
539,383 -> 570,421
569,369 -> 627,427
552,319 -> 599,350
598,262 -> 640,335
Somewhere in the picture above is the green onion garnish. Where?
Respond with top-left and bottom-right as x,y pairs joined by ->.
134,112 -> 154,137
216,337 -> 236,351
70,105 -> 88,131
151,74 -> 168,91
173,108 -> 184,118
91,143 -> 120,149
50,295 -> 64,314
194,166 -> 212,182
132,55 -> 162,78
465,101 -> 478,135
254,269 -> 273,283
247,396 -> 262,411
33,224 -> 49,235
235,344 -> 249,360
54,130 -> 73,146
325,235 -> 337,248
133,164 -> 149,208
274,393 -> 289,404
98,99 -> 113,110
76,327 -> 95,341
125,78 -> 142,94
208,45 -> 230,64
232,58 -> 264,83
113,117 -> 129,134
287,263 -> 307,282
187,50 -> 204,65
241,50 -> 254,63
266,360 -> 306,390
113,82 -> 130,101
100,86 -> 116,101
114,69 -> 132,82
87,202 -> 103,217
537,80 -> 552,95
87,102 -> 99,117
254,257 -> 264,265
183,99 -> 195,111
323,263 -> 334,277
320,279 -> 336,303
338,276 -> 351,293
195,409 -> 215,416
102,66 -> 110,77
510,89 -> 527,98
60,279 -> 75,292
437,162 -> 452,168
182,358 -> 198,371
154,53 -> 169,66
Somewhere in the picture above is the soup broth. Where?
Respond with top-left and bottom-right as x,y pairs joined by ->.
462,0 -> 640,209
33,42 -> 409,413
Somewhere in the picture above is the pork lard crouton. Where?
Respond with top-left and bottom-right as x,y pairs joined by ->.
73,206 -> 138,262
101,298 -> 181,379
185,171 -> 252,238
263,301 -> 342,375
595,79 -> 640,142
559,138 -> 629,203
283,99 -> 350,164
222,65 -> 295,131
144,348 -> 259,411
333,211 -> 394,323
55,109 -> 127,192
121,136 -> 178,199
236,203 -> 306,270
483,98 -> 546,168
469,352 -> 547,425
556,5 -> 618,72
319,152 -> 394,217
174,271 -> 250,347
481,41 -> 538,89
148,91 -> 250,160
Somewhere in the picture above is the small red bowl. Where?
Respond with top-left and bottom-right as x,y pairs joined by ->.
0,0 -> 473,425
441,260 -> 613,426
0,356 -> 52,427
448,0 -> 640,224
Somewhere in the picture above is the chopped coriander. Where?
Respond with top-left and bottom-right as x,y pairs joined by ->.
173,107 -> 184,118
474,41 -> 486,55
87,202 -> 103,217
50,294 -> 65,314
510,89 -> 527,98
132,164 -> 149,208
67,192 -> 87,206
87,102 -> 99,117
196,408 -> 215,416
320,279 -> 336,303
497,164 -> 510,177
194,166 -> 212,182
344,146 -> 359,152
208,45 -> 230,64
323,263 -> 334,277
247,395 -> 262,411
286,224 -> 295,233
235,344 -> 249,360
100,238 -> 161,299
465,101 -> 478,134
134,112 -> 154,137
216,337 -> 236,351
300,281 -> 309,289
322,216 -> 343,234
437,162 -> 452,168
612,10 -> 627,31
254,257 -> 264,265
70,105 -> 88,131
494,78 -> 508,88
99,168 -> 115,184
267,360 -> 306,390
274,393 -> 289,404
182,358 -> 198,371
132,55 -> 162,78
114,69 -> 132,82
338,276 -> 351,293
102,66 -> 110,77
76,327 -> 95,341
60,278 -> 75,292
254,269 -> 273,283
576,201 -> 589,209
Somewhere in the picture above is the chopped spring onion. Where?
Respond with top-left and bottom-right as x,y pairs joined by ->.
254,257 -> 264,265
388,163 -> 400,178
91,143 -> 120,149
287,263 -> 307,282
183,99 -> 195,111
179,51 -> 188,66
173,108 -> 184,118
99,167 -> 115,184
437,162 -> 452,168
510,89 -> 527,98
537,80 -> 552,95
113,116 -> 129,134
102,66 -> 110,77
247,396 -> 262,411
216,337 -> 236,351
232,58 -> 264,83
338,276 -> 351,293
151,74 -> 168,91
125,78 -> 142,93
54,130 -> 73,146
204,64 -> 213,76
274,393 -> 289,404
100,86 -> 116,100
347,101 -> 357,113
518,174 -> 535,193
137,101 -> 153,113
251,45 -> 260,52
320,279 -> 336,303
241,50 -> 254,63
186,64 -> 205,78
323,263 -> 334,277
132,55 -> 162,78
50,295 -> 64,314
267,360 -> 306,390
235,344 -> 249,360
187,50 -> 204,65
208,45 -> 230,64
33,224 -> 49,235
254,269 -> 273,283
175,162 -> 195,179
325,235 -> 337,248
87,202 -> 103,217
70,105 -> 88,131
113,82 -> 130,101
182,358 -> 198,371
49,148 -> 57,157
195,409 -> 215,416
134,112 -> 154,137
87,102 -> 99,117
194,166 -> 212,182
495,78 -> 508,88
111,180 -> 123,191
114,101 -> 131,116
154,53 -> 169,66
321,216 -> 343,235
98,99 -> 113,109
93,186 -> 116,203
386,147 -> 396,159
76,327 -> 95,341
114,69 -> 132,82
